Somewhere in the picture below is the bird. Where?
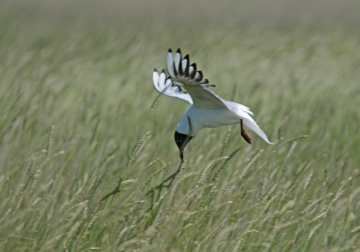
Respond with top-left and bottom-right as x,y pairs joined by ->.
152,48 -> 273,160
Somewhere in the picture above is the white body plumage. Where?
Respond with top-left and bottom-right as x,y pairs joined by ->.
176,101 -> 272,144
152,48 -> 273,159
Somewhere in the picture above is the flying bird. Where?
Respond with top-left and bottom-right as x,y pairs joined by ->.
152,49 -> 273,160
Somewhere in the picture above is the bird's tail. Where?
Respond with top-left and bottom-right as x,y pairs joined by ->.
227,101 -> 273,144
242,116 -> 273,144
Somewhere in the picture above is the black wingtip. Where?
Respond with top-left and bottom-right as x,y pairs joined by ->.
176,48 -> 181,54
194,71 -> 203,82
154,68 -> 157,72
190,63 -> 197,78
184,54 -> 189,60
166,76 -> 174,86
168,48 -> 172,53
161,69 -> 166,74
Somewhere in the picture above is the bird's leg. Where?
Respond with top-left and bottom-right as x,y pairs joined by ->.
240,119 -> 252,144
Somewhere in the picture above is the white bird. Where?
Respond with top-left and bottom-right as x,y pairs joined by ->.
153,49 -> 273,160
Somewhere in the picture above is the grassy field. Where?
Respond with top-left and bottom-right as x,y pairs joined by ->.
1,1 -> 360,251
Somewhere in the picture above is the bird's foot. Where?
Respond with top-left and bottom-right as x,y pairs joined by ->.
240,119 -> 252,144
241,130 -> 252,144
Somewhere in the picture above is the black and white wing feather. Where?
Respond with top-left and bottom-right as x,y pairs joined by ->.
166,48 -> 230,109
153,69 -> 193,105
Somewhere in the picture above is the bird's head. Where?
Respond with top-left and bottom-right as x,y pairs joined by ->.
174,131 -> 193,160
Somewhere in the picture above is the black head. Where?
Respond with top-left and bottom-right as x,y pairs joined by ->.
174,131 -> 193,160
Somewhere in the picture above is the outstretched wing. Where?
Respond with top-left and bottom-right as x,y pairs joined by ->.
153,69 -> 193,105
166,48 -> 230,110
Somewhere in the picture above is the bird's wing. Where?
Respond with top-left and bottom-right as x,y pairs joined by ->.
153,69 -> 193,105
166,48 -> 230,109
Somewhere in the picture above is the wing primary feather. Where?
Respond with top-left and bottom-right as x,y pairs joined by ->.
173,62 -> 178,76
200,78 -> 210,84
165,76 -> 173,86
189,66 -> 194,78
174,49 -> 181,74
183,55 -> 190,77
159,69 -> 166,89
152,58 -> 193,105
151,78 -> 171,110
178,58 -> 184,76
166,50 -> 174,76
201,84 -> 216,87
190,63 -> 197,78
194,71 -> 203,82
152,70 -> 160,90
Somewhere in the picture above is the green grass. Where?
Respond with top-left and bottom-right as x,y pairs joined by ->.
1,2 -> 360,251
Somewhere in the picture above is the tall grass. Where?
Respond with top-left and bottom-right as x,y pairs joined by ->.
0,2 -> 360,251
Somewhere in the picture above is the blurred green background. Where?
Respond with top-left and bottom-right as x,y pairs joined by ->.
0,0 -> 359,251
